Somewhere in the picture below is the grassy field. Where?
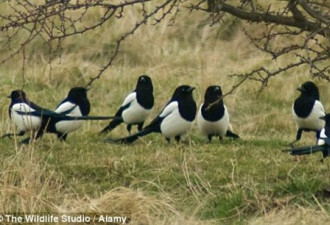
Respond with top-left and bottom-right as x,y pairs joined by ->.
0,4 -> 330,225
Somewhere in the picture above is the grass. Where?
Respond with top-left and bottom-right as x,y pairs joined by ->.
0,3 -> 330,225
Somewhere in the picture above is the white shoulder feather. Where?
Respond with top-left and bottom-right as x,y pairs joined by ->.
122,92 -> 137,107
55,102 -> 77,114
159,101 -> 178,118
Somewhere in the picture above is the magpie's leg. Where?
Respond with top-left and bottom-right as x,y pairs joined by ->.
207,135 -> 212,143
1,131 -> 25,139
137,122 -> 144,131
20,137 -> 31,144
175,136 -> 181,142
126,124 -> 132,134
218,136 -> 223,141
57,133 -> 68,142
166,137 -> 170,143
289,129 -> 303,147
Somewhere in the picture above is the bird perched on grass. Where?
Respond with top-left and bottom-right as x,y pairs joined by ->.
290,81 -> 325,146
197,85 -> 239,142
283,114 -> 330,160
50,87 -> 92,141
4,88 -> 115,144
4,90 -> 43,141
100,75 -> 154,134
106,85 -> 197,144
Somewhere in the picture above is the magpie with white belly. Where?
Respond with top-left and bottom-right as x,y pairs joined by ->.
100,75 -> 154,134
38,87 -> 117,141
197,85 -> 239,142
3,90 -> 43,140
47,87 -> 91,141
290,81 -> 325,146
106,85 -> 197,144
4,88 -> 116,143
283,114 -> 330,160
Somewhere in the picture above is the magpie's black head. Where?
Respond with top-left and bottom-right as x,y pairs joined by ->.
67,87 -> 88,102
8,90 -> 27,101
297,81 -> 320,100
66,87 -> 90,115
172,85 -> 195,100
136,75 -> 153,92
204,85 -> 223,103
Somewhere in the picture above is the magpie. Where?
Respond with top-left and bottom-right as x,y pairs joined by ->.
291,81 -> 325,146
100,75 -> 154,134
106,85 -> 197,144
37,87 -> 117,141
283,114 -> 330,159
4,90 -> 43,140
5,88 -> 116,143
197,85 -> 239,142
44,87 -> 91,141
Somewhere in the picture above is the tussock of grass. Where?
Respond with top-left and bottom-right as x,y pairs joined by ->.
0,3 -> 330,224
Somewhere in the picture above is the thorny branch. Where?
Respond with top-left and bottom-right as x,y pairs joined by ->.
0,0 -> 329,94
195,0 -> 330,107
0,0 -> 180,87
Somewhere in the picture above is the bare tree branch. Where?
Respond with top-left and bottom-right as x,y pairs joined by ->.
0,0 -> 329,94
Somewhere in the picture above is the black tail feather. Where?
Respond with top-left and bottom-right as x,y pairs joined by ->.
226,130 -> 240,139
282,145 -> 329,157
73,115 -> 119,120
105,128 -> 153,144
100,118 -> 124,133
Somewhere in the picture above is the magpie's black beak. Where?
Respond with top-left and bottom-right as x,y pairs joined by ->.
188,86 -> 195,93
320,116 -> 326,121
297,87 -> 305,92
7,95 -> 11,98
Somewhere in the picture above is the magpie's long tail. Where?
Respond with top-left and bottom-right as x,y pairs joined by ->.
226,130 -> 240,139
16,110 -> 118,121
282,145 -> 330,158
100,118 -> 124,133
71,115 -> 120,120
105,128 -> 153,144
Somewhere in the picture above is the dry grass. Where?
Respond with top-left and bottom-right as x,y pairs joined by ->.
0,4 -> 329,225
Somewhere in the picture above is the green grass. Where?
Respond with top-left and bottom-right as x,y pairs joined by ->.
0,130 -> 329,224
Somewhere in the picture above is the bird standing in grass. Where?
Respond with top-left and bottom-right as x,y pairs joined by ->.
100,75 -> 154,134
197,85 -> 239,142
106,85 -> 196,144
291,81 -> 325,146
283,114 -> 330,160
5,88 -> 115,144
5,90 -> 42,141
52,87 -> 91,141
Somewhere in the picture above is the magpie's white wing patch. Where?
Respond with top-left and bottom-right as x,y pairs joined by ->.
121,92 -> 136,107
159,101 -> 178,118
11,103 -> 41,132
55,102 -> 81,116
